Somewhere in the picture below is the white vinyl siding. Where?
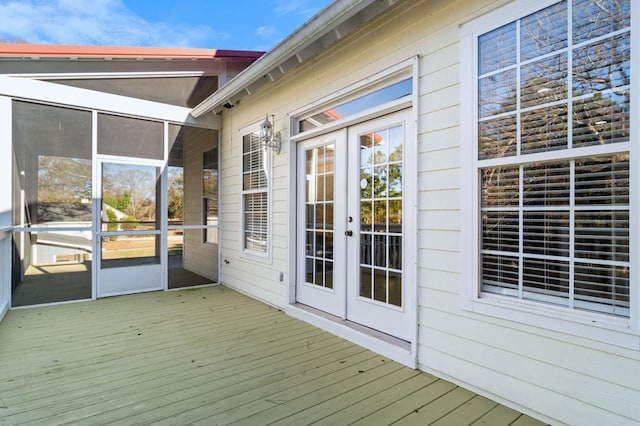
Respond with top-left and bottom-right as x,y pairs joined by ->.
241,131 -> 269,256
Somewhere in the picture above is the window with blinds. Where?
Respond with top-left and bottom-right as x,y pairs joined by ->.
242,131 -> 269,254
477,0 -> 631,317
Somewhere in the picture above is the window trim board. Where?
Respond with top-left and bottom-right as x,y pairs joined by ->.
239,123 -> 272,262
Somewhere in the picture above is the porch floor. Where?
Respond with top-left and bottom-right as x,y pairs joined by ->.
0,286 -> 544,425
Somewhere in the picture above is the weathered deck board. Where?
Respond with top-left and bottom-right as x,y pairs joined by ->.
304,372 -> 440,425
471,404 -> 524,425
0,286 -> 545,425
349,379 -> 457,425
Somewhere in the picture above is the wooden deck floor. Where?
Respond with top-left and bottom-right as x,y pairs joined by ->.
0,286 -> 544,425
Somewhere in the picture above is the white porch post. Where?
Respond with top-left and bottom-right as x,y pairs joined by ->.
0,96 -> 13,319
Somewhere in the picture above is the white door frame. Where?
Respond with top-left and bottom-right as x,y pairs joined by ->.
291,109 -> 417,344
94,156 -> 166,297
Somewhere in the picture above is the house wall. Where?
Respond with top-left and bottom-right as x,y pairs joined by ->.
217,0 -> 639,424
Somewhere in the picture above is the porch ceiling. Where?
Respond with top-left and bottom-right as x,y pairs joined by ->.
0,286 -> 544,424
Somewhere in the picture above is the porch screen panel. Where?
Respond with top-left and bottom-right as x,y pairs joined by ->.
12,101 -> 92,226
167,124 -> 219,288
98,113 -> 163,160
477,0 -> 631,317
11,101 -> 93,306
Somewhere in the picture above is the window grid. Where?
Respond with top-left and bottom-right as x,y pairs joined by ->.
304,145 -> 335,290
242,131 -> 269,254
477,0 -> 631,318
359,126 -> 403,307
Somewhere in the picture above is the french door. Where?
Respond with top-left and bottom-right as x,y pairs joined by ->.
296,111 -> 411,341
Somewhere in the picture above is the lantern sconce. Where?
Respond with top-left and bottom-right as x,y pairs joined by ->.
260,114 -> 281,154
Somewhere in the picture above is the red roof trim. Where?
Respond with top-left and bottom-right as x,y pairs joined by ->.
0,43 -> 264,60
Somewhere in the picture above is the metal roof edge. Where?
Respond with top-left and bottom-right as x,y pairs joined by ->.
191,0 -> 400,117
0,43 -> 264,60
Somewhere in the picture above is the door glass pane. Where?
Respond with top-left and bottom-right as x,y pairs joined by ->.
359,125 -> 403,306
374,269 -> 387,303
360,267 -> 372,298
389,271 -> 402,307
325,261 -> 334,289
304,144 -> 335,288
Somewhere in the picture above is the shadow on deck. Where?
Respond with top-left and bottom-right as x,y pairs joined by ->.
0,286 -> 545,425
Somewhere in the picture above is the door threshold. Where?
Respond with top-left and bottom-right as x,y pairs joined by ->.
10,298 -> 93,310
167,282 -> 220,292
286,303 -> 416,368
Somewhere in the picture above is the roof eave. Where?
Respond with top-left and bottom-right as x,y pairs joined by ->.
191,0 -> 401,117
0,43 -> 264,61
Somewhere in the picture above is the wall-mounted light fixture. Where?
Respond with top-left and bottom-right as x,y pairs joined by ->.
260,114 -> 281,154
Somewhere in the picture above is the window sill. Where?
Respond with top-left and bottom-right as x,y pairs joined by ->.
464,295 -> 640,351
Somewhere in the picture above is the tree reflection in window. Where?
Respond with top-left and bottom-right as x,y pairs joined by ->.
360,125 -> 403,307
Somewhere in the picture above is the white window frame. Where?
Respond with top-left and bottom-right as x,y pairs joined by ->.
460,0 -> 640,349
239,122 -> 272,261
289,58 -> 416,141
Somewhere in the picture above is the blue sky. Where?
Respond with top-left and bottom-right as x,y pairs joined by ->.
0,0 -> 333,51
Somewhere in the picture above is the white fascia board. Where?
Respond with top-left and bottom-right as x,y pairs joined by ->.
0,75 -> 218,127
191,0 -> 384,117
8,71 -> 209,80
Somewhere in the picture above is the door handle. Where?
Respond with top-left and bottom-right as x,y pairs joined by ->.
345,230 -> 353,237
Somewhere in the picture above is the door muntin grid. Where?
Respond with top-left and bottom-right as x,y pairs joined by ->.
304,144 -> 335,290
358,125 -> 403,307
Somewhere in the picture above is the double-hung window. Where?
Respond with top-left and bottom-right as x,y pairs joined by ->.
462,0 -> 635,342
241,129 -> 269,256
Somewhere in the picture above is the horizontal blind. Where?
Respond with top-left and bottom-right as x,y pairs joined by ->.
481,155 -> 630,315
477,0 -> 631,317
242,131 -> 269,253
242,132 -> 267,191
